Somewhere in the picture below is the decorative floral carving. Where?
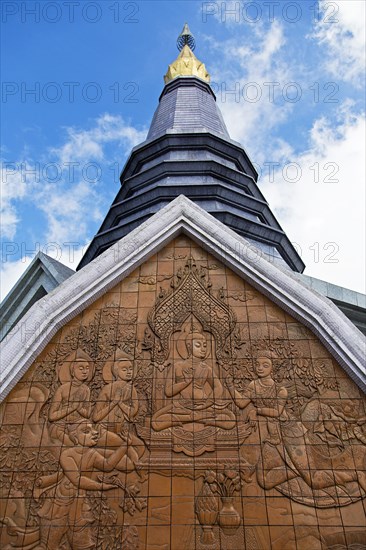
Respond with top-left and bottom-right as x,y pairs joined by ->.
88,493 -> 126,550
121,525 -> 140,550
195,481 -> 219,545
219,288 -> 255,302
196,468 -> 243,539
203,468 -> 243,499
101,475 -> 147,516
138,274 -> 173,285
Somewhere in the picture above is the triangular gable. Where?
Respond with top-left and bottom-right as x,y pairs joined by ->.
1,195 -> 365,400
0,252 -> 74,341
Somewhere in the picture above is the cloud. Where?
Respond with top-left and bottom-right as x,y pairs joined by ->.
204,18 -> 365,293
1,114 -> 147,242
53,113 -> 147,165
207,20 -> 293,162
1,114 -> 147,300
310,0 -> 366,86
262,102 -> 365,293
39,114 -> 147,243
35,179 -> 102,244
1,160 -> 29,239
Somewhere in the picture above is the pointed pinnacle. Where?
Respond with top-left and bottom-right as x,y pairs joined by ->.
177,22 -> 196,52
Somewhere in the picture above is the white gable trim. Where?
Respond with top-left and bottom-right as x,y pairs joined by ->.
1,196 -> 365,399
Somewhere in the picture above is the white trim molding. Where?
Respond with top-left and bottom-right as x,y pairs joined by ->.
1,195 -> 365,399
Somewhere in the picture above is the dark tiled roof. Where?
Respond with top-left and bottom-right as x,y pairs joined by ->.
147,78 -> 229,139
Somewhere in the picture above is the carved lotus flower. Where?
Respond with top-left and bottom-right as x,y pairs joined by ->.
224,468 -> 237,480
217,473 -> 225,484
204,470 -> 216,484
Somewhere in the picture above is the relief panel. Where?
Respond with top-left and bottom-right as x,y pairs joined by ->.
1,237 -> 365,549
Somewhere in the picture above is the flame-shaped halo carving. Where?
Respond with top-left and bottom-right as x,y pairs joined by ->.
147,258 -> 236,363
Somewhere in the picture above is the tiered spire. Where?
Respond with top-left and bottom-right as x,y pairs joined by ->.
78,26 -> 304,273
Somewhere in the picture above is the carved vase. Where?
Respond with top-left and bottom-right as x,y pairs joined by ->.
218,497 -> 241,535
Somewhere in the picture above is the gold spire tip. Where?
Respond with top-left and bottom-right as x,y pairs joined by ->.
164,24 -> 210,84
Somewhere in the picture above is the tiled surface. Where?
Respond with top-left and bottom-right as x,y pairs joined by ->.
0,237 -> 365,549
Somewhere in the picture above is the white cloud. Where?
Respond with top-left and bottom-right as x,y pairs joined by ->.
2,114 -> 147,242
262,103 -> 365,293
1,114 -> 147,301
208,20 -> 293,162
204,19 -> 365,293
39,114 -> 147,244
1,160 -> 29,239
36,179 -> 102,244
53,113 -> 147,165
310,0 -> 366,86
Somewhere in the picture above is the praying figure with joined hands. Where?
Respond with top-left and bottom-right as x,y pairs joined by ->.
48,349 -> 94,445
152,325 -> 236,431
93,348 -> 145,469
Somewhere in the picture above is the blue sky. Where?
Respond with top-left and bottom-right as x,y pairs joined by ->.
1,0 -> 365,298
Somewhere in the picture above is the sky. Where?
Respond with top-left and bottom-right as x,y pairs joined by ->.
1,0 -> 365,300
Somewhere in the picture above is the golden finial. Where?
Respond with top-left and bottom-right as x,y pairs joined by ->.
164,24 -> 210,84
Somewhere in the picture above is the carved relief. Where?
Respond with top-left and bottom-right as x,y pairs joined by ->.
195,481 -> 219,544
0,302 -> 145,549
36,420 -> 130,549
0,239 -> 365,549
145,257 -> 236,365
227,349 -> 366,507
195,468 -> 243,544
48,348 -> 94,445
139,257 -> 255,457
151,324 -> 235,431
93,349 -> 145,470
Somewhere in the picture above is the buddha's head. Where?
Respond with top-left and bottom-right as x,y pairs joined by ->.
185,327 -> 208,360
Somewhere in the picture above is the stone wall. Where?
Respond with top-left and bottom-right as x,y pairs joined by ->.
1,236 -> 365,549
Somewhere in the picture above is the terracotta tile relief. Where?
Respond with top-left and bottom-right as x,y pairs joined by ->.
1,237 -> 365,549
